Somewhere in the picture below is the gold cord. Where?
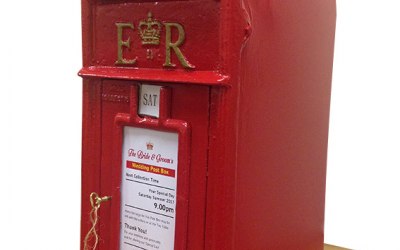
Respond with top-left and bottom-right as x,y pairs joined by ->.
83,192 -> 111,250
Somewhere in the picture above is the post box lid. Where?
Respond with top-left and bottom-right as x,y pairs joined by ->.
79,0 -> 248,86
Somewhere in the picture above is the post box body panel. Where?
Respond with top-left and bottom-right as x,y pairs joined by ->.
230,1 -> 337,249
81,80 -> 211,250
80,0 -> 336,249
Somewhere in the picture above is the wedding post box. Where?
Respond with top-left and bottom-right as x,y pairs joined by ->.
79,0 -> 336,249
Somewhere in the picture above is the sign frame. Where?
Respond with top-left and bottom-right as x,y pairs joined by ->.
110,85 -> 191,250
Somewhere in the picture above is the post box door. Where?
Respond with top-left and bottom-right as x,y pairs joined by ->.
81,79 -> 211,250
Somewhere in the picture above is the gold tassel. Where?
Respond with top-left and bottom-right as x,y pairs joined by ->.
83,192 -> 111,250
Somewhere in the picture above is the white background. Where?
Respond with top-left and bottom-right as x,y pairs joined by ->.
0,1 -> 399,249
325,1 -> 400,249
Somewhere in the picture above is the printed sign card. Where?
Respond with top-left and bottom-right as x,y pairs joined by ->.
120,127 -> 179,250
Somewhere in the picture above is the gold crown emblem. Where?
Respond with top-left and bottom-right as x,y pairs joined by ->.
139,12 -> 162,45
146,142 -> 154,150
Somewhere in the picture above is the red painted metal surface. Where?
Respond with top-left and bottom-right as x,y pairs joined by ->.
81,80 -> 210,250
80,0 -> 336,249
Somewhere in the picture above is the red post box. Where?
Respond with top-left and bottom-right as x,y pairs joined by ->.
79,1 -> 336,249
